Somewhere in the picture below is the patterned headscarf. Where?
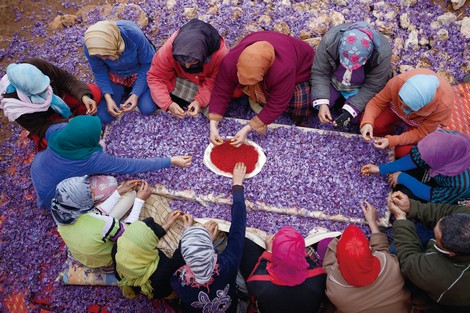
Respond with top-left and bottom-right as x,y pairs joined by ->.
338,22 -> 380,71
4,63 -> 71,118
418,131 -> 470,177
51,175 -> 94,225
267,226 -> 309,286
84,20 -> 125,61
172,19 -> 221,73
47,115 -> 103,160
180,226 -> 217,285
336,225 -> 381,287
399,74 -> 440,112
115,221 -> 160,299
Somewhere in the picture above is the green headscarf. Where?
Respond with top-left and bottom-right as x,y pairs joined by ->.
48,115 -> 103,160
115,221 -> 160,299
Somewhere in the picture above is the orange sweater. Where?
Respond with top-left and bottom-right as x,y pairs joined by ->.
361,68 -> 454,147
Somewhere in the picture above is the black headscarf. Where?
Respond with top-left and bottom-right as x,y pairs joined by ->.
172,19 -> 221,73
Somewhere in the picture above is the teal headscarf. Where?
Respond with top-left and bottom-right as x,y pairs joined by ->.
6,63 -> 72,118
48,115 -> 103,160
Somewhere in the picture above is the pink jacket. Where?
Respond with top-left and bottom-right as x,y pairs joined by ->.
147,31 -> 229,111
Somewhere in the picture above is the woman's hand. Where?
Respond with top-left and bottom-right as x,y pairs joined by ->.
182,213 -> 194,229
387,172 -> 401,188
231,125 -> 252,147
374,138 -> 390,149
105,94 -> 122,117
162,210 -> 182,231
209,121 -> 223,145
136,180 -> 153,201
361,164 -> 380,176
360,123 -> 374,141
121,94 -> 138,112
171,155 -> 192,167
265,234 -> 275,252
360,200 -> 380,233
117,179 -> 141,195
318,104 -> 333,124
204,220 -> 219,242
168,102 -> 186,119
187,101 -> 200,117
232,162 -> 246,186
81,95 -> 97,115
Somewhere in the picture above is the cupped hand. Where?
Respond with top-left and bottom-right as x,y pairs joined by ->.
374,138 -> 390,149
360,123 -> 374,141
187,101 -> 200,117
171,155 -> 192,167
121,94 -> 138,112
106,98 -> 123,117
231,125 -> 251,147
168,102 -> 186,119
82,95 -> 97,115
361,164 -> 380,176
136,180 -> 153,201
318,104 -> 333,124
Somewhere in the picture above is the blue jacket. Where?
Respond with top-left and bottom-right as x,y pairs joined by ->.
31,123 -> 171,209
84,20 -> 155,98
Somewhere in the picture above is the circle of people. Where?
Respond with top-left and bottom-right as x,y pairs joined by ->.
0,18 -> 468,313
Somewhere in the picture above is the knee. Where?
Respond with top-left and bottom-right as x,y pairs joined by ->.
137,93 -> 157,115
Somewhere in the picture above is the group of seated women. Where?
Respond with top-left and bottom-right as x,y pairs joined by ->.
0,17 -> 468,313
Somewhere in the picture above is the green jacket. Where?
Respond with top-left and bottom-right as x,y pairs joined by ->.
393,200 -> 470,308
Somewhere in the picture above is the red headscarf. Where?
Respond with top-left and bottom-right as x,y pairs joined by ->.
336,225 -> 381,287
267,226 -> 309,286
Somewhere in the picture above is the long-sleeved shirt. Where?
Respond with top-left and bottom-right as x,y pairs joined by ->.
147,31 -> 229,111
379,147 -> 470,204
208,31 -> 314,133
361,68 -> 454,147
30,123 -> 171,210
83,20 -> 155,98
393,200 -> 470,309
1,58 -> 93,138
171,185 -> 246,313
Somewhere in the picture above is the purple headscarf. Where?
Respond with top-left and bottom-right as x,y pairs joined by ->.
418,131 -> 470,177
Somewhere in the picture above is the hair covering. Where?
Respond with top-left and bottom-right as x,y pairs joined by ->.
180,226 -> 217,285
51,175 -> 94,225
267,226 -> 309,286
115,221 -> 160,299
336,225 -> 381,287
4,63 -> 71,118
84,20 -> 125,61
338,22 -> 380,71
47,115 -> 103,160
172,19 -> 221,74
418,131 -> 470,177
237,41 -> 275,86
399,74 -> 440,112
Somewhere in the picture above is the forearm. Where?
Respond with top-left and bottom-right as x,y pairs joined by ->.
379,154 -> 417,175
397,173 -> 431,201
408,199 -> 470,227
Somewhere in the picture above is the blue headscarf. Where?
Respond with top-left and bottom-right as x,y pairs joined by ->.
399,74 -> 440,112
6,63 -> 72,118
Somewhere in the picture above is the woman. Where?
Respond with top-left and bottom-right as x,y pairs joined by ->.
52,176 -> 151,268
112,210 -> 187,299
84,20 -> 157,123
147,19 -> 229,118
170,163 -> 247,313
323,206 -> 411,313
243,226 -> 327,313
30,115 -> 192,210
360,68 -> 454,158
310,22 -> 392,129
208,31 -> 315,147
0,58 -> 101,150
361,130 -> 470,204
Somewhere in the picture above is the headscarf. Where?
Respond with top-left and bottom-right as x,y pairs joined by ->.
47,115 -> 103,160
84,20 -> 125,61
267,226 -> 309,286
1,63 -> 72,119
399,74 -> 440,112
338,22 -> 380,85
336,225 -> 381,287
115,221 -> 160,299
51,175 -> 94,225
180,226 -> 217,285
237,41 -> 275,104
172,19 -> 221,74
418,131 -> 470,177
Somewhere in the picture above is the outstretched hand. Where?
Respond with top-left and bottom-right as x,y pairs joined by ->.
232,162 -> 247,186
361,164 -> 380,176
171,155 -> 192,167
360,200 -> 380,233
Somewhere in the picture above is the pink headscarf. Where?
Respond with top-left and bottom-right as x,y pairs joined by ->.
267,226 -> 309,286
418,131 -> 470,177
336,225 -> 380,287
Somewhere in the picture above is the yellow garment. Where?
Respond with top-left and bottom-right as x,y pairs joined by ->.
84,20 -> 125,61
115,221 -> 160,299
237,41 -> 275,104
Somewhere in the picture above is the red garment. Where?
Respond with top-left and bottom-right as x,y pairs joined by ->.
267,226 -> 309,286
147,31 -> 229,111
62,83 -> 102,116
336,225 -> 380,287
